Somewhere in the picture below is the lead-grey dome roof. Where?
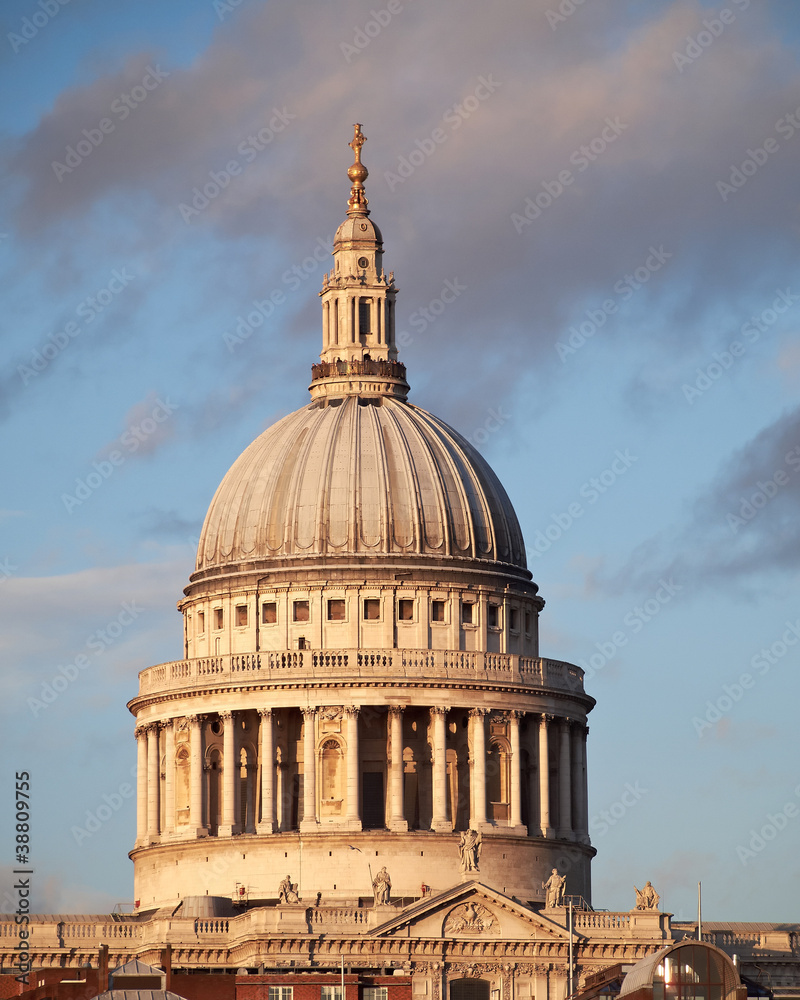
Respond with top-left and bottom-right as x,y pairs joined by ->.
195,395 -> 528,575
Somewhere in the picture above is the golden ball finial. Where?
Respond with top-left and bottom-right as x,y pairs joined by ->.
347,123 -> 369,215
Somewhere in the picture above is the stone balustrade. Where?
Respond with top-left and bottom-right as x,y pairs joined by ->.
137,651 -> 585,698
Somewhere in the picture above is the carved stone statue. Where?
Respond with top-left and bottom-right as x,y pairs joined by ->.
542,868 -> 566,907
278,874 -> 299,904
372,866 -> 391,905
634,881 -> 660,910
459,829 -> 482,873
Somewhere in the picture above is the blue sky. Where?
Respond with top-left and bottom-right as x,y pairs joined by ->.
1,0 -> 799,921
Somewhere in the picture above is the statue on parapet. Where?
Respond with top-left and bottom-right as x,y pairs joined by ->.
372,866 -> 391,905
278,874 -> 299,904
634,881 -> 660,910
542,868 -> 566,907
459,829 -> 482,873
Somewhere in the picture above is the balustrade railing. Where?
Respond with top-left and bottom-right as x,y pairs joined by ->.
138,650 -> 585,697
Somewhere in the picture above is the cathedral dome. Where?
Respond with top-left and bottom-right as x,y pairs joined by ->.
194,394 -> 529,577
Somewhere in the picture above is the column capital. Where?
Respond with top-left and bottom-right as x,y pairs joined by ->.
541,713 -> 556,725
219,710 -> 234,723
430,705 -> 451,716
186,713 -> 206,726
509,709 -> 524,721
387,705 -> 406,718
134,726 -> 148,740
258,708 -> 273,720
343,705 -> 360,717
469,708 -> 488,719
301,706 -> 318,718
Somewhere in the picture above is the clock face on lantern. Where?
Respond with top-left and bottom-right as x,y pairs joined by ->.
358,257 -> 369,268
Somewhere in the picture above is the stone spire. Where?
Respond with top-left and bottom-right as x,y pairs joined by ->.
310,125 -> 409,402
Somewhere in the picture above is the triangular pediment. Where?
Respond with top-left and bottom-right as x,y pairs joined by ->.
371,880 -> 572,941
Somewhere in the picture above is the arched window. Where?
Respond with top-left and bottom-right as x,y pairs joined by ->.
320,739 -> 344,815
450,979 -> 490,1000
487,738 -> 510,823
206,747 -> 222,835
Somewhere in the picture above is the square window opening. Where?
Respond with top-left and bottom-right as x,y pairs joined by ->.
262,602 -> 277,625
236,605 -> 248,627
461,602 -> 474,625
197,611 -> 205,634
363,598 -> 381,620
398,598 -> 414,621
293,600 -> 310,623
488,604 -> 500,628
214,608 -> 223,630
509,608 -> 519,631
431,600 -> 446,622
327,598 -> 346,621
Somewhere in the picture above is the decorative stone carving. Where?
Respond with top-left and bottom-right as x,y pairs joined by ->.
372,866 -> 391,905
278,874 -> 299,903
444,903 -> 497,935
634,881 -> 660,910
459,829 -> 482,873
319,706 -> 344,721
542,868 -> 566,907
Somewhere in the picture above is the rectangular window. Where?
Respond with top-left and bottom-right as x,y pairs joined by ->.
327,598 -> 346,621
461,602 -> 474,625
322,989 -> 344,1000
262,602 -> 277,625
524,611 -> 532,634
214,608 -> 223,630
269,988 -> 294,1000
363,990 -> 388,1000
358,298 -> 371,335
197,611 -> 205,633
236,605 -> 248,627
488,604 -> 500,628
509,608 -> 519,632
431,600 -> 446,623
398,598 -> 414,621
363,598 -> 381,620
293,600 -> 310,623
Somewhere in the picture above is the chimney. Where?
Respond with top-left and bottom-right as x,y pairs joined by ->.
98,944 -> 109,993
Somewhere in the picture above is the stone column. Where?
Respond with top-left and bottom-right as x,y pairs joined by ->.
538,714 -> 554,838
345,706 -> 361,830
163,719 -> 175,837
188,714 -> 207,837
219,711 -> 240,837
135,727 -> 147,846
146,724 -> 160,841
579,725 -> 590,844
257,709 -> 275,833
388,706 -> 407,831
469,708 -> 488,829
509,711 -> 523,830
300,707 -> 319,831
430,706 -> 450,832
558,719 -> 573,840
